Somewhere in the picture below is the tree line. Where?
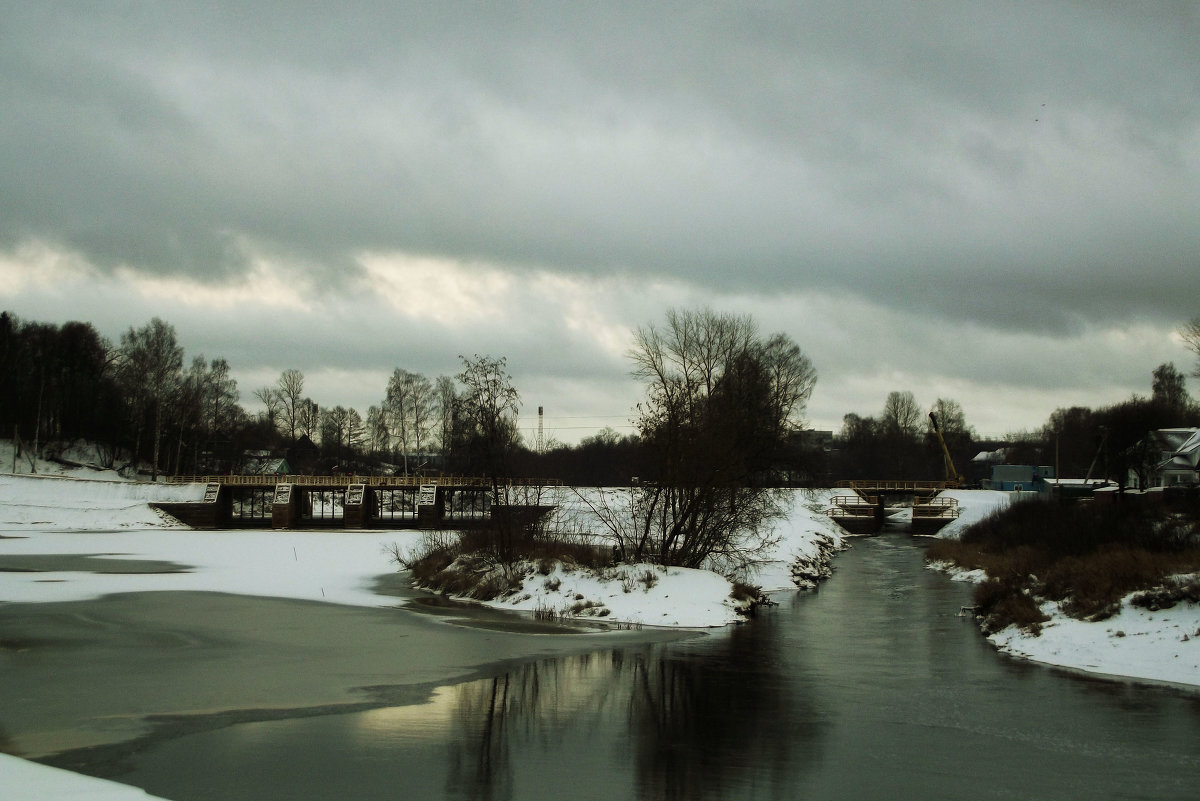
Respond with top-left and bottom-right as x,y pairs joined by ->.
4,308 -> 1199,489
0,311 -> 528,480
823,364 -> 1200,487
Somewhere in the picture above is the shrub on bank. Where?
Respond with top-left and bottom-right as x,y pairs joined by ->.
1130,575 -> 1200,611
927,498 -> 1200,634
391,524 -> 770,620
973,577 -> 1049,635
392,524 -> 613,600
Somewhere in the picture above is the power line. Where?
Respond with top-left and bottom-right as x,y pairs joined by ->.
539,424 -> 637,430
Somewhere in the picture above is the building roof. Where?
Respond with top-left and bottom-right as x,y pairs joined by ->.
245,457 -> 289,475
1154,427 -> 1200,473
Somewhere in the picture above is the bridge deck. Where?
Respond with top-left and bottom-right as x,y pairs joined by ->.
834,479 -> 952,494
168,475 -> 561,488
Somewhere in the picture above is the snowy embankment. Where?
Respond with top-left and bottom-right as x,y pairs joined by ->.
0,440 -> 202,530
0,752 -> 168,801
0,472 -> 203,530
0,472 -> 415,607
0,461 -> 842,623
406,488 -> 847,628
933,490 -> 1200,688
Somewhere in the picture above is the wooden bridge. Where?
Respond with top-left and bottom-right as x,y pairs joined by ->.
827,482 -> 960,535
166,474 -> 560,488
833,479 -> 953,496
156,475 -> 561,530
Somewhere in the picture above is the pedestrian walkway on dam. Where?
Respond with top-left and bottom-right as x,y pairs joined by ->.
156,475 -> 561,530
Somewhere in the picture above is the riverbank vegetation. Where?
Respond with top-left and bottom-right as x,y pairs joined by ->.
927,497 -> 1200,635
389,524 -> 612,601
387,518 -> 773,623
394,307 -> 819,607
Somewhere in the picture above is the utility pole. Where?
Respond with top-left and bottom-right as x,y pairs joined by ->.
536,406 -> 545,454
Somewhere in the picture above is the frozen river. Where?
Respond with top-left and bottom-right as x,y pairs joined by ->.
19,533 -> 1198,800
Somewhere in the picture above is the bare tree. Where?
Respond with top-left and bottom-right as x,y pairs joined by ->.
1151,362 -> 1190,412
365,404 -> 390,459
1181,318 -> 1200,378
170,356 -> 209,474
385,369 -> 412,470
276,368 -> 305,442
118,318 -> 183,480
173,356 -> 241,473
881,390 -> 922,437
436,374 -> 457,459
456,354 -> 521,489
204,359 -> 239,434
297,397 -> 320,440
927,398 -> 968,436
604,308 -> 816,574
320,405 -> 351,466
385,369 -> 435,473
761,334 -> 817,441
253,386 -> 283,433
346,407 -> 365,456
408,373 -> 436,468
877,390 -> 923,477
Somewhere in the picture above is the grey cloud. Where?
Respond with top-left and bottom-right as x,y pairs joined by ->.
2,1 -> 1198,337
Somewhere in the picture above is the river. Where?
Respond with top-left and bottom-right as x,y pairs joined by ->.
67,535 -> 1200,800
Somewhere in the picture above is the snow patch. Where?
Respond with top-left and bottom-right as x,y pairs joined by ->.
989,593 -> 1200,687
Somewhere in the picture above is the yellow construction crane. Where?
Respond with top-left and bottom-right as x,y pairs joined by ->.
928,412 -> 965,488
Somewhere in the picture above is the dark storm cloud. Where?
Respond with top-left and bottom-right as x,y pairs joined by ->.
2,1 -> 1198,332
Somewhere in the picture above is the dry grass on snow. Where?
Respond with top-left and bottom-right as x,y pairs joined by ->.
927,497 -> 1200,635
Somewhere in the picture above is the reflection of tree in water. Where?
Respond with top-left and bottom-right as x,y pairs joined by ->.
445,674 -> 514,801
445,655 -> 612,801
622,622 -> 826,801
444,622 -> 826,801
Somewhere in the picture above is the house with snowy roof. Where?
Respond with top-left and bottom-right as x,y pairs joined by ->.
1149,427 -> 1200,487
242,451 -> 291,476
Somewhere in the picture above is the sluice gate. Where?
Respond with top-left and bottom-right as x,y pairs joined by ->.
155,475 -> 560,530
826,480 -> 960,535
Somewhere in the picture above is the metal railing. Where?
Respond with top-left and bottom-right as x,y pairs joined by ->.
168,474 -> 561,488
829,495 -> 878,509
835,480 -> 951,492
912,496 -> 961,518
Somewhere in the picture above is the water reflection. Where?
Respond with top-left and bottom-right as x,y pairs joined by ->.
624,624 -> 826,800
446,675 -> 512,801
104,535 -> 1200,801
428,617 -> 827,801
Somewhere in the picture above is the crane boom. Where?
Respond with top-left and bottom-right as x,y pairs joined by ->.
929,412 -> 964,488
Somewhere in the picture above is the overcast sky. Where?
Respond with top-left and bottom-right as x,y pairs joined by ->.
2,1 -> 1198,444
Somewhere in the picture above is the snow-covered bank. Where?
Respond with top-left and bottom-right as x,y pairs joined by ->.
755,489 -> 849,591
3,473 -> 1193,686
0,527 -> 414,607
0,473 -> 202,531
990,597 -> 1199,687
933,488 -> 1015,538
0,475 -> 841,625
0,440 -> 129,481
0,753 -> 168,801
933,490 -> 1200,688
486,560 -> 753,628
940,558 -> 1200,688
0,440 -> 201,531
389,488 -> 847,628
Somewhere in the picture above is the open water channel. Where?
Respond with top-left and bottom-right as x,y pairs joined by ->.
58,535 -> 1200,800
